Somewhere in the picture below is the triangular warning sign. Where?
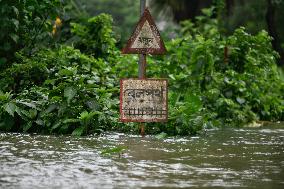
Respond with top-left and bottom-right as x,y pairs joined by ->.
122,8 -> 166,55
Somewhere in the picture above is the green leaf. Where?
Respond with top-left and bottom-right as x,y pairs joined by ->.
11,18 -> 19,30
35,119 -> 44,126
51,122 -> 61,131
79,111 -> 101,122
10,33 -> 19,43
86,100 -> 99,110
20,109 -> 30,118
0,91 -> 11,101
58,67 -> 77,76
63,118 -> 80,124
79,111 -> 89,120
14,106 -> 22,117
236,97 -> 246,105
101,146 -> 128,155
3,102 -> 17,117
155,132 -> 167,139
16,100 -> 38,109
11,6 -> 19,17
51,96 -> 62,102
27,6 -> 35,11
64,87 -> 77,104
29,109 -> 37,119
44,104 -> 57,114
184,94 -> 202,114
71,127 -> 84,136
23,122 -> 32,132
44,79 -> 56,85
169,74 -> 176,80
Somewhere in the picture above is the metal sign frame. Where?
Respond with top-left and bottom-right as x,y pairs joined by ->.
122,8 -> 166,55
120,78 -> 168,122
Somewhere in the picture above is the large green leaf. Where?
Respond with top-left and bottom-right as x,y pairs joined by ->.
155,132 -> 168,139
63,118 -> 80,124
0,91 -> 12,102
79,111 -> 101,122
64,87 -> 77,104
101,146 -> 128,156
236,97 -> 246,105
3,102 -> 17,117
58,69 -> 74,76
10,33 -> 19,43
23,122 -> 32,132
44,104 -> 57,114
16,100 -> 38,110
28,109 -> 37,119
71,127 -> 84,136
184,94 -> 202,114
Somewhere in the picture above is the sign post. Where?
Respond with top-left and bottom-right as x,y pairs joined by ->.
139,0 -> 147,136
121,0 -> 167,137
139,0 -> 146,80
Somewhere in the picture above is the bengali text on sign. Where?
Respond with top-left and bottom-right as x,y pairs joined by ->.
120,79 -> 168,122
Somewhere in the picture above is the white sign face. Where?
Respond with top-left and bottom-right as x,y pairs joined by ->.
131,21 -> 160,49
120,79 -> 168,122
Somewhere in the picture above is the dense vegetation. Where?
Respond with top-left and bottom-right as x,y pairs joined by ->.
0,1 -> 283,136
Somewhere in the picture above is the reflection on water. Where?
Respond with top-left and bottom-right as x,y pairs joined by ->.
0,125 -> 284,189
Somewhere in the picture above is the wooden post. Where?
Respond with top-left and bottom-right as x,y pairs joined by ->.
139,0 -> 146,137
138,54 -> 146,79
139,0 -> 147,79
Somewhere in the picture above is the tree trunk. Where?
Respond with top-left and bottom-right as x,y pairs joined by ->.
171,0 -> 213,22
266,0 -> 284,66
225,0 -> 234,16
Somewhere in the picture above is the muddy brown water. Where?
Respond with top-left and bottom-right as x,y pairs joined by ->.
0,124 -> 283,189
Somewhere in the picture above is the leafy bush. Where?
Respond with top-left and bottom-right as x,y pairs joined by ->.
0,7 -> 283,136
0,0 -> 62,69
146,9 -> 283,130
70,14 -> 116,58
0,46 -> 119,135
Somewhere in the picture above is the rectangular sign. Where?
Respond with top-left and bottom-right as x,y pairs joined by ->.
120,79 -> 168,122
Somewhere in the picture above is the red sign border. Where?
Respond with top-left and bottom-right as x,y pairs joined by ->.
120,78 -> 168,122
121,8 -> 167,55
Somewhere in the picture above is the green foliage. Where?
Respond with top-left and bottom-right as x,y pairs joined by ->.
155,132 -> 167,139
0,5 -> 283,136
146,8 -> 283,130
68,0 -> 140,46
101,146 -> 128,157
0,0 -> 62,69
0,45 -> 119,135
70,14 -> 116,57
166,91 -> 205,135
181,7 -> 219,39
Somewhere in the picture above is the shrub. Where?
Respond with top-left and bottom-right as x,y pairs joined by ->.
0,8 -> 283,136
0,46 -> 119,135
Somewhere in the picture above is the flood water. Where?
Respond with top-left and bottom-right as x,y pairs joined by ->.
0,125 -> 284,189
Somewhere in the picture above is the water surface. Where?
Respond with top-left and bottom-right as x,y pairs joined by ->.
0,125 -> 283,188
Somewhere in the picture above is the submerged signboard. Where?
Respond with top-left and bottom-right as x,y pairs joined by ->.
120,79 -> 168,122
120,7 -> 168,126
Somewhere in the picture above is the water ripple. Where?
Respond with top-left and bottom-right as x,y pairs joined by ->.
0,126 -> 284,188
